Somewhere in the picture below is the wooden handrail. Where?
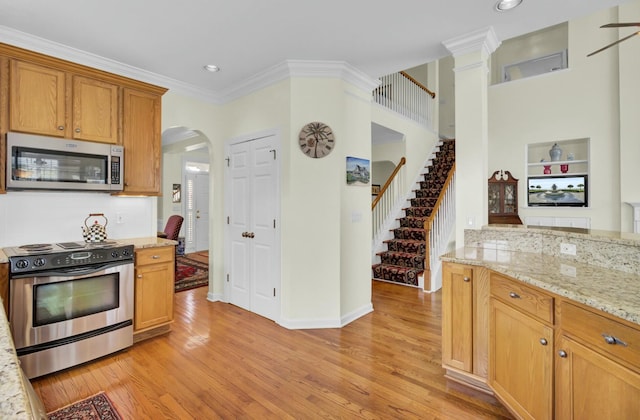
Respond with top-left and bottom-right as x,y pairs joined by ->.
399,71 -> 436,99
423,163 -> 456,229
372,157 -> 406,210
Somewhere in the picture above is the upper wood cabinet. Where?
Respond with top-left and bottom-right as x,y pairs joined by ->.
10,60 -> 119,143
72,75 -> 119,143
121,88 -> 162,195
9,60 -> 66,137
0,43 -> 167,195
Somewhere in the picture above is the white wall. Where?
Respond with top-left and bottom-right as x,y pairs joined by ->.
0,191 -> 155,247
488,6 -> 623,231
618,0 -> 640,231
371,106 -> 438,194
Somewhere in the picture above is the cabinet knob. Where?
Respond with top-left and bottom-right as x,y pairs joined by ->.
558,350 -> 567,358
57,125 -> 65,130
152,255 -> 160,259
75,128 -> 81,133
463,277 -> 470,282
137,274 -> 142,278
540,338 -> 548,346
509,292 -> 521,299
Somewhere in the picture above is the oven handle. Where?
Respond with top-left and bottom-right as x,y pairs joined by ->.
10,260 -> 133,279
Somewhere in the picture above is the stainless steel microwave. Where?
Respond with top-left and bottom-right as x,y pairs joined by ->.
6,132 -> 124,192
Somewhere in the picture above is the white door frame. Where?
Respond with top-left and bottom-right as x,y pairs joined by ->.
223,128 -> 281,322
182,156 -> 210,254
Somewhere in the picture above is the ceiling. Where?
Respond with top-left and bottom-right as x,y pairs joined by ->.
0,0 -> 630,103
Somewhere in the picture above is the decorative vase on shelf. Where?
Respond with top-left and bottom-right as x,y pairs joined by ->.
560,164 -> 569,173
549,143 -> 563,162
543,165 -> 552,174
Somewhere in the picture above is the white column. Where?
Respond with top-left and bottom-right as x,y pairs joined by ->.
443,27 -> 500,246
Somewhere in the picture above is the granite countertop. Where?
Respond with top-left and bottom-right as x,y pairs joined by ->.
441,247 -> 640,326
0,236 -> 176,418
0,301 -> 33,419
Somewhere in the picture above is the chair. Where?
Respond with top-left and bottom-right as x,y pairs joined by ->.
158,215 -> 184,241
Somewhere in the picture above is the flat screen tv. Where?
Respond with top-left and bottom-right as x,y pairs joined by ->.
527,175 -> 588,207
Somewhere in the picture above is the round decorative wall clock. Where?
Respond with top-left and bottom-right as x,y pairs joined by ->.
298,121 -> 335,158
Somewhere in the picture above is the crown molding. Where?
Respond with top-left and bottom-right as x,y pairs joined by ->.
217,60 -> 380,103
0,25 -> 223,103
442,26 -> 501,58
0,25 -> 378,106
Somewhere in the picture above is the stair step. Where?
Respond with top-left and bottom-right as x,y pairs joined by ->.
414,188 -> 442,198
378,251 -> 425,269
384,239 -> 427,254
372,264 -> 421,287
398,217 -> 428,228
404,207 -> 433,218
392,227 -> 427,241
410,197 -> 438,208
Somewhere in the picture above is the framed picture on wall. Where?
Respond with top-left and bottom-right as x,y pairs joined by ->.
172,184 -> 181,203
372,184 -> 381,195
346,156 -> 371,186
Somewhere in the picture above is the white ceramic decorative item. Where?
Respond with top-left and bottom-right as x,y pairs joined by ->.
567,152 -> 575,161
549,143 -> 563,161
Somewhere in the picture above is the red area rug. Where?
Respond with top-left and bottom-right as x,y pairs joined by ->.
175,254 -> 209,292
47,392 -> 121,420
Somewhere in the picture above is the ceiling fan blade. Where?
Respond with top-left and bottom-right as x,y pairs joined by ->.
601,22 -> 640,28
587,31 -> 639,57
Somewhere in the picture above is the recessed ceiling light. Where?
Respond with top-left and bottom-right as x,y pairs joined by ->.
203,64 -> 220,72
495,0 -> 523,12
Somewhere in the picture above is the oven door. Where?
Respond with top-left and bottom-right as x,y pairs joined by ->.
9,261 -> 133,350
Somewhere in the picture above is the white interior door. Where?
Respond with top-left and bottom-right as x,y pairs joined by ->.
226,134 -> 280,321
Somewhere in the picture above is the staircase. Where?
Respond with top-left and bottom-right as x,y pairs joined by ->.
372,139 -> 455,286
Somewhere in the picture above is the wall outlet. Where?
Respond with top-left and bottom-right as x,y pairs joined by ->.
560,263 -> 577,277
560,243 -> 576,255
116,212 -> 125,224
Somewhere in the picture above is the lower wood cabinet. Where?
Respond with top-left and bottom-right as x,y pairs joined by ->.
134,246 -> 175,342
489,298 -> 554,420
441,262 -> 491,392
443,262 -> 640,419
556,302 -> 640,419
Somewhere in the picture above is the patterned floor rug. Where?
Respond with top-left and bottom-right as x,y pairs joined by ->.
175,254 -> 209,292
47,392 -> 121,420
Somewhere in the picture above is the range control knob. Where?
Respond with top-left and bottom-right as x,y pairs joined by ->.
122,248 -> 130,256
34,257 -> 46,267
111,251 -> 119,258
16,259 -> 29,269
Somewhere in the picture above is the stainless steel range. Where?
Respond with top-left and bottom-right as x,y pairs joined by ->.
3,241 -> 134,379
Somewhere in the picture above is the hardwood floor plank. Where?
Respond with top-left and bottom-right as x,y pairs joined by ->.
32,280 -> 513,419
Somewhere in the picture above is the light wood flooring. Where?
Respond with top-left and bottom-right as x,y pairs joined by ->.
32,279 -> 512,419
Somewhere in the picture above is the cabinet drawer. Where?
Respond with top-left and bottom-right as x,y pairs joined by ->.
135,246 -> 175,266
561,302 -> 640,368
490,272 -> 554,324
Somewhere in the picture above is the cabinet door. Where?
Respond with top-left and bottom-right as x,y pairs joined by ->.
490,298 -> 553,420
72,75 -> 118,143
121,88 -> 161,195
134,260 -> 174,331
556,336 -> 640,419
9,60 -> 67,136
442,263 -> 473,371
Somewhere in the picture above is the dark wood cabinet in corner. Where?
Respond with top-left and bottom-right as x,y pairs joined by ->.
0,42 -> 167,195
488,170 -> 522,225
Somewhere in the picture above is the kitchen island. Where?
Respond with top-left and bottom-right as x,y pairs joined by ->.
441,225 -> 640,419
0,237 -> 176,419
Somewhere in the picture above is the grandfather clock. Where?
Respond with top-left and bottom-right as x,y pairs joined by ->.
488,170 -> 522,225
